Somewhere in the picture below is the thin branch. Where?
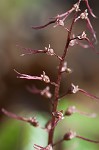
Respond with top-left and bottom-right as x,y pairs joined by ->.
83,0 -> 96,18
1,108 -> 39,127
31,19 -> 57,29
76,135 -> 99,143
14,69 -> 57,87
64,105 -> 96,118
14,69 -> 42,80
86,17 -> 97,41
79,88 -> 99,100
17,44 -> 62,61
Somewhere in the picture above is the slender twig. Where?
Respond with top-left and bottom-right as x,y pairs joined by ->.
76,135 -> 99,143
1,108 -> 39,127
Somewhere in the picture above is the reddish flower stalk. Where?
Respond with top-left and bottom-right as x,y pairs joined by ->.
31,19 -> 57,30
1,108 -> 39,127
32,1 -> 81,30
47,12 -> 78,145
71,83 -> 99,101
65,106 -> 96,118
14,69 -> 57,86
79,88 -> 99,100
59,83 -> 99,101
2,0 -> 99,149
83,0 -> 96,18
16,44 -> 47,56
17,44 -> 62,60
53,131 -> 99,147
76,135 -> 99,143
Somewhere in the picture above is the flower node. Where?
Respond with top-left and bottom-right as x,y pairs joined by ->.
41,71 -> 50,83
52,110 -> 64,120
61,62 -> 72,73
28,117 -> 39,127
73,3 -> 80,12
56,18 -> 64,26
78,31 -> 87,39
65,106 -> 76,116
69,39 -> 77,46
70,83 -> 79,94
64,130 -> 76,140
80,9 -> 88,19
45,44 -> 54,56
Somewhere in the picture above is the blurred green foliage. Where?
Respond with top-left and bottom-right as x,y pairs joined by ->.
0,0 -> 47,23
0,112 -> 48,150
1,100 -> 99,150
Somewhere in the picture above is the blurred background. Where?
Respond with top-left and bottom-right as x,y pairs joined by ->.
0,0 -> 99,150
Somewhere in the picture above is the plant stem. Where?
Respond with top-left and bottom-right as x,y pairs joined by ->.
48,13 -> 77,146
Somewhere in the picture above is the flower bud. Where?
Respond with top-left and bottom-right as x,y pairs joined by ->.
65,106 -> 76,116
52,110 -> 64,120
41,71 -> 50,83
64,131 -> 76,140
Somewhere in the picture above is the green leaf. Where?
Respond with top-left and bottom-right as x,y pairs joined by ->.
0,120 -> 23,150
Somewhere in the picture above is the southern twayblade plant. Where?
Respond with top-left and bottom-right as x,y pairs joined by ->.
2,0 -> 99,149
